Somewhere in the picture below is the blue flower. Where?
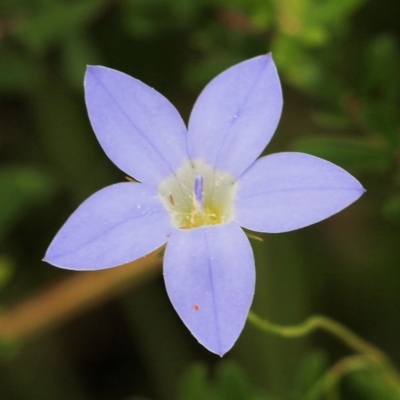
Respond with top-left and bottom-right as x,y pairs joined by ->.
44,54 -> 364,356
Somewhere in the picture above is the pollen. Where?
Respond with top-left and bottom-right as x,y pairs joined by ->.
159,160 -> 237,230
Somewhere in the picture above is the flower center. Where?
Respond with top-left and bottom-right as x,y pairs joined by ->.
159,160 -> 237,229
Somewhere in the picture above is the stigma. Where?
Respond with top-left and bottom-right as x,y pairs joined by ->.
193,175 -> 204,210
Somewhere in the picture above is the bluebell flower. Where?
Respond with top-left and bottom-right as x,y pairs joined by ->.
44,54 -> 364,356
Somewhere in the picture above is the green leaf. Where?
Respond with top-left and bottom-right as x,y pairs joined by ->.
213,361 -> 254,400
0,166 -> 55,239
271,35 -> 324,90
309,0 -> 366,29
382,195 -> 400,224
312,111 -> 351,130
0,256 -> 13,290
0,48 -> 43,94
291,136 -> 394,173
0,337 -> 21,362
184,51 -> 243,91
17,0 -> 104,53
363,35 -> 400,103
361,102 -> 399,144
61,34 -> 101,89
31,79 -> 115,198
348,369 -> 400,400
270,0 -> 366,46
122,0 -> 197,38
360,35 -> 400,143
293,350 -> 330,394
178,361 -> 269,400
178,363 -> 213,400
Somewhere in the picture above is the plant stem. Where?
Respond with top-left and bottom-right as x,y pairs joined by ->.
247,311 -> 400,396
248,311 -> 385,364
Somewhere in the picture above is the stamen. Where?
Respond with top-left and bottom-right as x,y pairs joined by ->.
245,233 -> 264,242
193,175 -> 204,209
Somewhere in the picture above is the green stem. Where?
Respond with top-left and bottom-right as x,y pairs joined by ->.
247,311 -> 386,364
247,311 -> 400,396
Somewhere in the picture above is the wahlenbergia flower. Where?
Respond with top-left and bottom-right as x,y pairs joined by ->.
44,54 -> 364,356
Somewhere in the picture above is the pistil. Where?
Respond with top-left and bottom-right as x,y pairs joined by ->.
158,160 -> 237,229
193,175 -> 204,210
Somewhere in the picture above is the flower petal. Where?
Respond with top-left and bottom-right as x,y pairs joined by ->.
235,152 -> 365,233
163,223 -> 255,356
187,54 -> 282,178
44,183 -> 172,270
85,66 -> 189,185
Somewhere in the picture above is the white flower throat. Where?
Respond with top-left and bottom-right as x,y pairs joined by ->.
159,160 -> 237,229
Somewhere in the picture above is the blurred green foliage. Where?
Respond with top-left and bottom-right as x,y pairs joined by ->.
0,166 -> 55,239
178,361 -> 268,400
0,0 -> 400,399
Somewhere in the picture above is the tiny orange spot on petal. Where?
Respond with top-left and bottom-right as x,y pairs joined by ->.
194,304 -> 200,311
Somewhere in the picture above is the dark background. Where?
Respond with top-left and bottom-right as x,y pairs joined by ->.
0,0 -> 400,399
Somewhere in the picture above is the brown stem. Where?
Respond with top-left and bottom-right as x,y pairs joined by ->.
0,248 -> 162,342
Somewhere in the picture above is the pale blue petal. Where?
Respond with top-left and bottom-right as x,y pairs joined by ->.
187,54 -> 282,178
235,152 -> 365,233
85,66 -> 189,185
163,223 -> 255,356
44,183 -> 172,270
